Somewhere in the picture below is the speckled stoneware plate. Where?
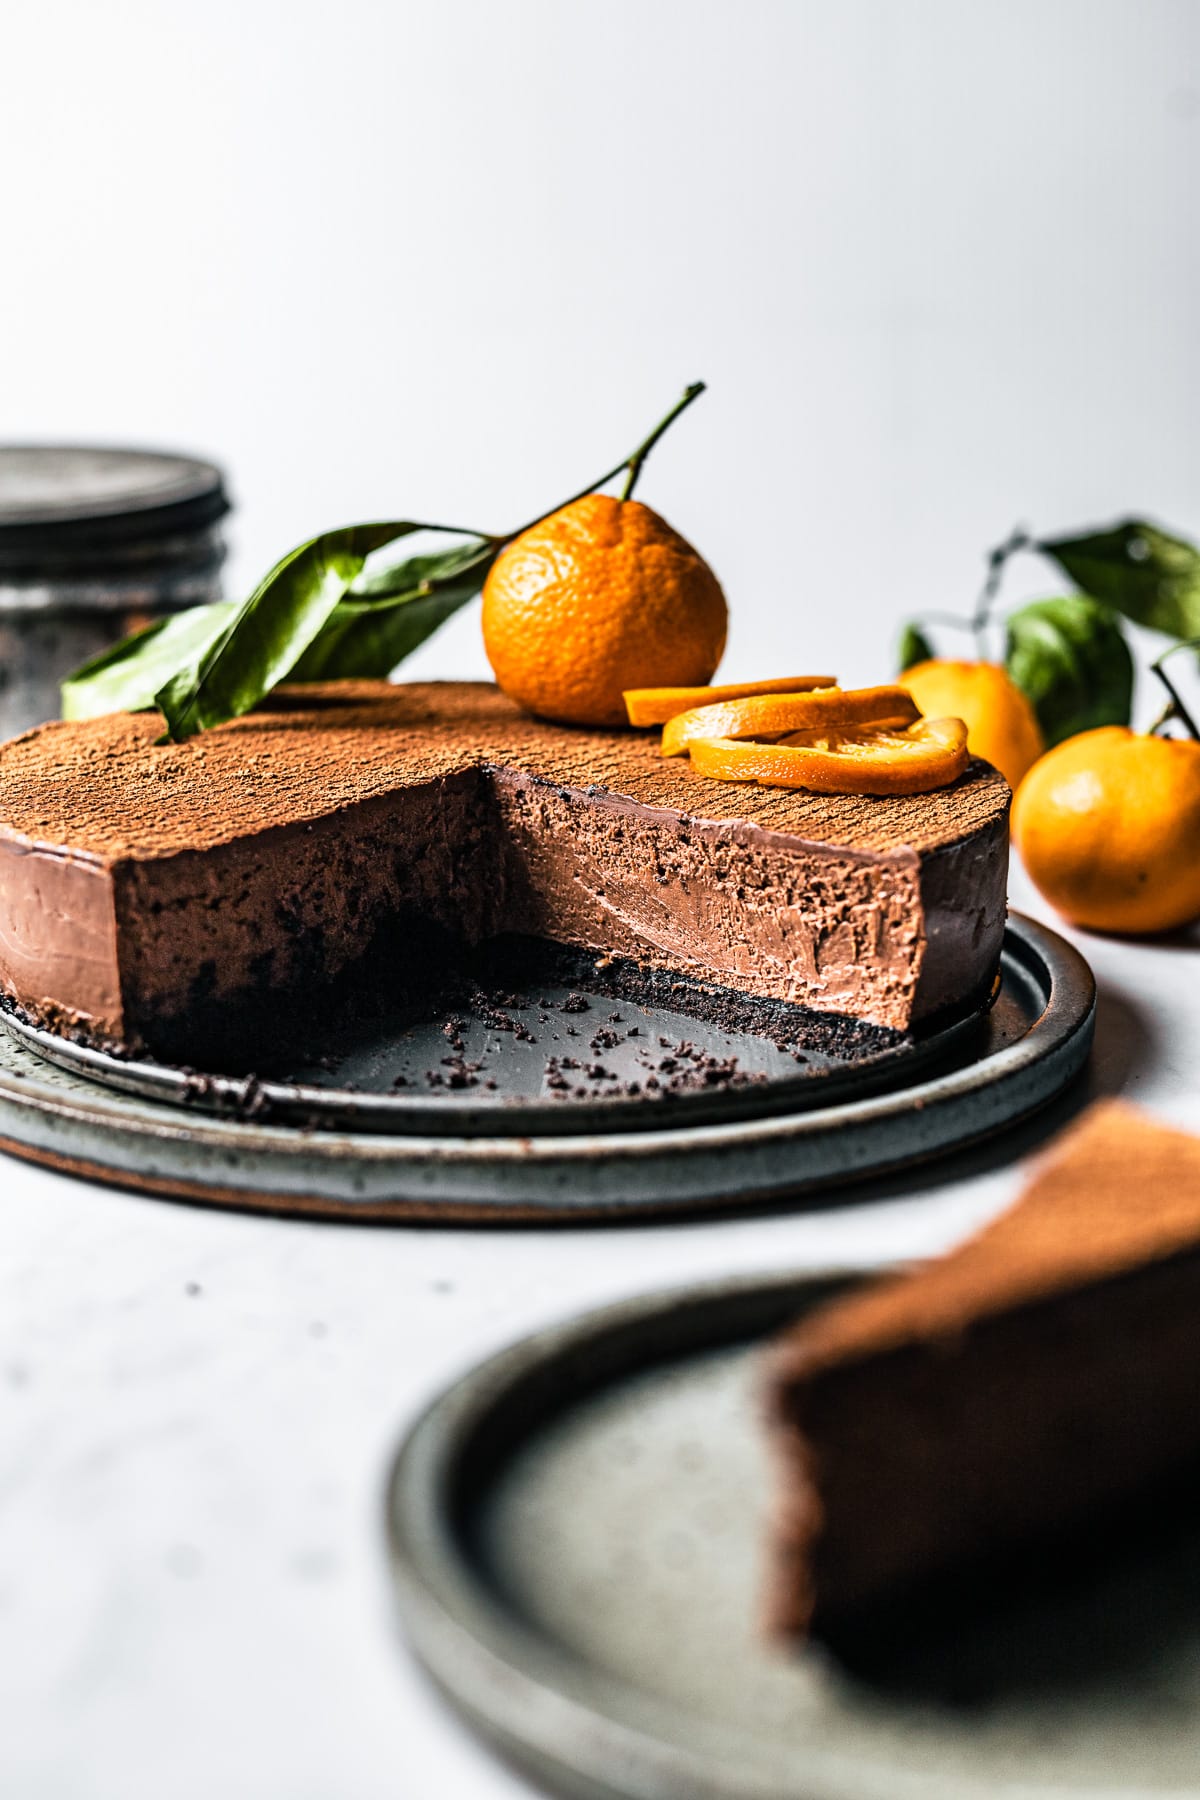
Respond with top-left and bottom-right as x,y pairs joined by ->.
0,955 -> 993,1138
387,1269 -> 1200,1799
0,915 -> 1093,1220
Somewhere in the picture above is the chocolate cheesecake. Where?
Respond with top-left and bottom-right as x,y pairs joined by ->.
0,680 -> 1009,1061
768,1103 -> 1200,1646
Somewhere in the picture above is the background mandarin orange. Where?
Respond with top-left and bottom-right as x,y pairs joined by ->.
900,658 -> 1044,791
1012,726 -> 1200,935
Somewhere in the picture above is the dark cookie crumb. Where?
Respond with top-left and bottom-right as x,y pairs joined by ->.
428,1053 -> 482,1089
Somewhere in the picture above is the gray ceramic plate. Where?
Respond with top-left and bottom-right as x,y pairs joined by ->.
387,1270 -> 1200,1799
0,915 -> 1093,1220
0,958 -> 993,1138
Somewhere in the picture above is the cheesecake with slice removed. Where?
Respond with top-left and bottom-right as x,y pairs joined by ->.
768,1102 -> 1200,1645
0,680 -> 1009,1062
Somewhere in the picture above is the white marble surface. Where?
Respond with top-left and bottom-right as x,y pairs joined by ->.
1,866 -> 1197,1800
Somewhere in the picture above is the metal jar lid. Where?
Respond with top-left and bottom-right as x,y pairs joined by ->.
0,445 -> 230,577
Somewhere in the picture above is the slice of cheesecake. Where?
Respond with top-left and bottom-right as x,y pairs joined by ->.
0,680 -> 1009,1061
768,1102 -> 1200,1644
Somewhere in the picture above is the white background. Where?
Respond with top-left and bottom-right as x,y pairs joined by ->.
5,0 -> 1200,701
3,5 -> 1200,1797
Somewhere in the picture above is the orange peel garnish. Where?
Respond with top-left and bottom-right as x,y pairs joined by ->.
660,685 -> 920,757
687,717 -> 970,795
623,676 -> 836,727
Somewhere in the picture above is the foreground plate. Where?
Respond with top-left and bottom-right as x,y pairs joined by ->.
0,915 -> 1093,1220
387,1270 -> 1200,1799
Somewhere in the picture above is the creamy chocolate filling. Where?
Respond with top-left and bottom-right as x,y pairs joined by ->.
0,682 -> 1010,1058
0,836 -> 121,1034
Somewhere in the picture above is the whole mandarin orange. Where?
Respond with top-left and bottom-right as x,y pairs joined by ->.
482,494 -> 727,727
1012,727 -> 1200,935
899,658 -> 1044,791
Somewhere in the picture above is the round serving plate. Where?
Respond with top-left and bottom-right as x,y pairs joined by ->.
387,1268 -> 1200,1799
0,915 -> 1093,1220
0,960 -> 996,1140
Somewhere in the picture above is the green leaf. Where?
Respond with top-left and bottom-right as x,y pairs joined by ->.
1039,519 -> 1200,639
290,539 -> 499,680
348,532 -> 494,601
61,600 -> 241,720
288,588 -> 476,681
155,523 -> 431,741
897,622 -> 934,671
59,525 -> 499,731
1004,595 -> 1134,747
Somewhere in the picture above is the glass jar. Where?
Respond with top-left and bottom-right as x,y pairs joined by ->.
0,446 -> 230,738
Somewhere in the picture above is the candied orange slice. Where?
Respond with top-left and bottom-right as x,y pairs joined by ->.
687,716 -> 970,795
623,675 -> 836,727
661,685 -> 919,757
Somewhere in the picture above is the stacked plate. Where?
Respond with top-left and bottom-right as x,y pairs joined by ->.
0,913 -> 1094,1220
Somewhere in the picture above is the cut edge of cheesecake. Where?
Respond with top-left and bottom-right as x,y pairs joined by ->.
0,681 -> 1010,1059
